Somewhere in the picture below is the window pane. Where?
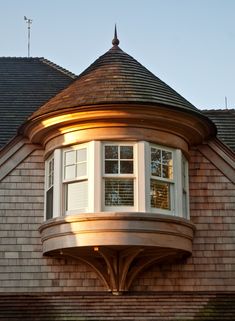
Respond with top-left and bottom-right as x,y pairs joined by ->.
151,162 -> 161,177
120,160 -> 133,174
120,146 -> 133,159
105,179 -> 134,206
162,151 -> 172,164
66,181 -> 88,211
151,180 -> 170,210
151,148 -> 161,162
65,150 -> 75,166
65,165 -> 76,180
162,164 -> 173,179
151,148 -> 161,176
105,160 -> 118,174
46,187 -> 53,220
162,151 -> 173,179
77,148 -> 87,162
77,162 -> 87,177
105,146 -> 118,159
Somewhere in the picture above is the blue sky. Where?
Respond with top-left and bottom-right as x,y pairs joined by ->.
0,0 -> 235,110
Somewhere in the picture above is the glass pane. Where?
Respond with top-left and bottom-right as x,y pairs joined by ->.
46,187 -> 53,220
105,146 -> 118,159
105,179 -> 134,206
65,150 -> 75,166
151,180 -> 170,210
162,164 -> 173,179
105,160 -> 118,174
151,148 -> 161,162
120,160 -> 133,174
120,146 -> 133,159
77,162 -> 87,177
77,148 -> 87,162
151,162 -> 161,177
65,165 -> 76,180
48,174 -> 52,188
66,181 -> 88,211
162,151 -> 172,164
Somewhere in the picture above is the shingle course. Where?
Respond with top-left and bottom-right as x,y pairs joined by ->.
0,57 -> 75,148
30,45 -> 201,119
202,109 -> 235,152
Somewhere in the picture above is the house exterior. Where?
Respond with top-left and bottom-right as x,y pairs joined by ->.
0,33 -> 235,320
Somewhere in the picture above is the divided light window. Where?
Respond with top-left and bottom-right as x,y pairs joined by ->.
150,146 -> 174,211
44,141 -> 189,219
104,144 -> 134,207
46,157 -> 54,220
63,145 -> 88,213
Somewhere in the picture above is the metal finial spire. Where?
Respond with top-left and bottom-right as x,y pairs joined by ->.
112,24 -> 120,46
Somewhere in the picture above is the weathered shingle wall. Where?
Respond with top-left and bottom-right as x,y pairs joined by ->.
0,148 -> 234,293
0,150 -> 104,292
131,148 -> 235,291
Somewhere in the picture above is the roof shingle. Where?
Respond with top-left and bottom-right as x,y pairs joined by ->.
0,57 -> 75,148
30,45 -> 202,119
202,109 -> 235,152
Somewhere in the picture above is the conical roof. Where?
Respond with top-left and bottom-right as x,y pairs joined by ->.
31,40 -> 201,119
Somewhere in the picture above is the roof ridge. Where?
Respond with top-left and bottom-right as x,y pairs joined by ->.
0,56 -> 43,59
40,58 -> 77,80
203,108 -> 235,112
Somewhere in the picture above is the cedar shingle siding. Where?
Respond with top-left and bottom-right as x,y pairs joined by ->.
0,43 -> 234,320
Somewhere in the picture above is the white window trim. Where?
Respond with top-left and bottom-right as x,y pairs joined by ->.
102,142 -> 137,212
149,144 -> 176,216
44,141 -> 190,220
44,152 -> 54,220
62,143 -> 89,215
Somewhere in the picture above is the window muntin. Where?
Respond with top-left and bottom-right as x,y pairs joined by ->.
45,141 -> 189,219
104,145 -> 134,175
63,145 -> 88,213
103,144 -> 135,208
150,146 -> 174,212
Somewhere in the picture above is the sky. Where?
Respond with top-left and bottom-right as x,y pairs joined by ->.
0,0 -> 235,110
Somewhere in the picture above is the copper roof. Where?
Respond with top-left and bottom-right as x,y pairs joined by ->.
30,43 -> 202,120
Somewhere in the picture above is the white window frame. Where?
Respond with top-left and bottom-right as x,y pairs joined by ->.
44,153 -> 54,220
44,141 -> 190,220
148,144 -> 176,215
102,142 -> 137,211
62,143 -> 90,215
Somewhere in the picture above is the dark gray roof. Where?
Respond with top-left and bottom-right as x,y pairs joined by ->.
202,109 -> 235,152
0,57 -> 76,148
31,45 -> 201,119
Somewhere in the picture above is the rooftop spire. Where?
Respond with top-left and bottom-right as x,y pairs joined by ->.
112,24 -> 120,46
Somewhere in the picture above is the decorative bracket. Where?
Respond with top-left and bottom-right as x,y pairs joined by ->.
62,247 -> 180,294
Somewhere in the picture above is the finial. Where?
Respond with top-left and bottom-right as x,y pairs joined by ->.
112,24 -> 120,46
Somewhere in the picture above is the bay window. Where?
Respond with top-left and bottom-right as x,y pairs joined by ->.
45,141 -> 189,219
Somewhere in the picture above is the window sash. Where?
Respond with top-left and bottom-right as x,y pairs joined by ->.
63,145 -> 89,214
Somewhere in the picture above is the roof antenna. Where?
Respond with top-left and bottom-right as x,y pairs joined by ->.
225,96 -> 228,109
112,24 -> 120,46
24,16 -> 33,57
